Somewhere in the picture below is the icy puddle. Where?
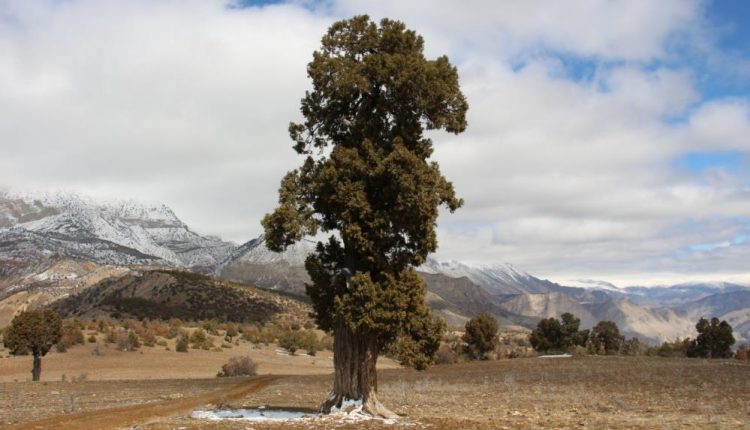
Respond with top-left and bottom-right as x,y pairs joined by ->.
191,407 -> 312,421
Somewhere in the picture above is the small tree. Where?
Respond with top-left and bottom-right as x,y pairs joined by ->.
687,317 -> 735,358
3,309 -> 63,381
529,317 -> 563,353
590,320 -> 624,355
462,312 -> 499,359
560,313 -> 589,348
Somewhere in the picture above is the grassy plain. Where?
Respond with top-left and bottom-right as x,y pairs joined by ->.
2,354 -> 749,429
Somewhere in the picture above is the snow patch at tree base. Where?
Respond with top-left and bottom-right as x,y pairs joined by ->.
191,400 -> 410,425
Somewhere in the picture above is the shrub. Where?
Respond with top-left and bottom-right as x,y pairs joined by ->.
142,330 -> 157,347
190,328 -> 213,350
87,334 -> 97,343
56,322 -> 85,352
735,344 -> 749,361
116,330 -> 140,352
621,337 -> 647,356
224,324 -> 239,341
176,334 -> 189,353
435,344 -> 459,364
217,356 -> 258,377
301,330 -> 320,356
463,312 -> 498,360
279,330 -> 305,355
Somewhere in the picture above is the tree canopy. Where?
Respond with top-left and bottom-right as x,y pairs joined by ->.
463,312 -> 499,359
590,320 -> 624,355
529,312 -> 589,353
262,15 -> 467,416
687,317 -> 734,358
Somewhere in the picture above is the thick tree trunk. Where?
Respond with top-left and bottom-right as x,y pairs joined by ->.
319,320 -> 398,419
32,353 -> 41,382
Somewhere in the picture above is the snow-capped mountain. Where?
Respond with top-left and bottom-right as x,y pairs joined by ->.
217,235 -> 316,295
420,258 -> 560,295
0,191 -> 234,270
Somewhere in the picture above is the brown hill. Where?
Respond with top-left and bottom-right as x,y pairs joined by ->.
50,269 -> 312,326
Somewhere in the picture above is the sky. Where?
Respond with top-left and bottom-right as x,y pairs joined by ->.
1,0 -> 749,286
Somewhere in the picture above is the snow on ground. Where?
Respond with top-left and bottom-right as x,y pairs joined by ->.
191,401 -> 405,425
191,408 -> 309,421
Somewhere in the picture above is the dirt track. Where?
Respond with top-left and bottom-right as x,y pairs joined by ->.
6,375 -> 283,430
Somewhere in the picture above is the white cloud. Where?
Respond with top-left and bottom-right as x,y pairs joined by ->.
0,0 -> 748,284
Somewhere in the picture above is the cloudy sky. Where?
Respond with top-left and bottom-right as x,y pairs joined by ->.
1,0 -> 749,286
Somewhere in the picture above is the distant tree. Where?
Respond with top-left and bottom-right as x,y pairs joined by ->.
462,312 -> 499,359
590,320 -> 624,355
530,313 -> 591,353
560,313 -> 589,348
687,317 -> 735,358
530,317 -> 563,353
621,337 -> 646,356
3,310 -> 63,381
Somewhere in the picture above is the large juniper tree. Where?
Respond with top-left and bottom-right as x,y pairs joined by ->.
263,15 -> 467,417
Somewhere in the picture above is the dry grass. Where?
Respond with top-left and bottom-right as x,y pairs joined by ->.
2,355 -> 749,429
0,334 -> 398,383
148,356 -> 750,430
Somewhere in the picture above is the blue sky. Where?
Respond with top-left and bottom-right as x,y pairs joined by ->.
0,0 -> 749,285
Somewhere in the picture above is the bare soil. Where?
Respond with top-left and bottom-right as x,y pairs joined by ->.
2,356 -> 749,429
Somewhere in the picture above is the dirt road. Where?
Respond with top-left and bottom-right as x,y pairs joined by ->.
6,375 -> 283,430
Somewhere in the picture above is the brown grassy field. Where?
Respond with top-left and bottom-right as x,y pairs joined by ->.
0,333 -> 357,383
2,355 -> 749,429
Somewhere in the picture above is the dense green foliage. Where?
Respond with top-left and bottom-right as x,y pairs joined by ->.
4,309 -> 62,356
590,320 -> 624,355
262,15 -> 467,370
4,309 -> 63,381
687,317 -> 735,358
529,312 -> 589,353
462,312 -> 499,359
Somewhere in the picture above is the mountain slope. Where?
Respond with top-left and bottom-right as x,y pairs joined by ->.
0,192 -> 234,271
50,269 -> 311,325
420,258 -> 558,295
218,236 -> 316,295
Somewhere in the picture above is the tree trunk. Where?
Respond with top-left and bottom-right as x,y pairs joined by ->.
319,320 -> 398,419
32,353 -> 41,382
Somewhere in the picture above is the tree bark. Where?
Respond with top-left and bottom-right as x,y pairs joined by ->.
319,320 -> 398,419
32,353 -> 41,382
